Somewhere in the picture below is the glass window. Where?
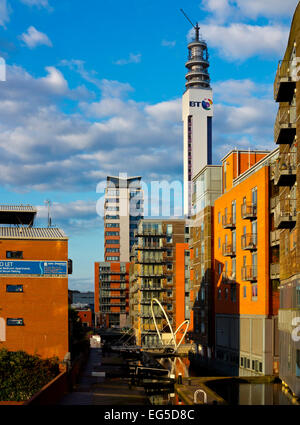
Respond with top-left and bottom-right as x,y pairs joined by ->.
7,318 -> 24,326
6,285 -> 23,292
6,251 -> 23,259
243,286 -> 247,298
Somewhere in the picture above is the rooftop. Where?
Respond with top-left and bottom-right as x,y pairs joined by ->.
0,204 -> 37,225
0,227 -> 68,240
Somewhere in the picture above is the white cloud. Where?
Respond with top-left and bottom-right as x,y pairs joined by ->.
0,63 -> 277,193
20,26 -> 52,48
0,0 -> 10,27
161,40 -> 176,48
201,0 -> 299,21
190,23 -> 289,60
233,0 -> 299,19
114,53 -> 141,65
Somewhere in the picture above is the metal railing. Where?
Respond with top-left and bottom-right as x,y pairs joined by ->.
241,203 -> 257,220
274,106 -> 297,143
222,214 -> 236,229
274,59 -> 297,100
241,233 -> 257,251
222,243 -> 236,257
241,266 -> 257,282
274,198 -> 297,228
274,152 -> 297,185
270,262 -> 280,278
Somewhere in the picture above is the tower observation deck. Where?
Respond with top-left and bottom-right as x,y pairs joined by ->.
185,23 -> 210,91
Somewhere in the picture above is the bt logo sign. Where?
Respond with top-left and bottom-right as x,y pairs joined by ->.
189,98 -> 213,110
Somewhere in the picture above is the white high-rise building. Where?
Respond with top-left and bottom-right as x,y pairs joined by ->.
182,24 -> 213,216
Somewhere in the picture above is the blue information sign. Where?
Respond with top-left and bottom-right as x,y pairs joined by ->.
0,260 -> 67,276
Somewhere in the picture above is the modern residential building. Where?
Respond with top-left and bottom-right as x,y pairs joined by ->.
94,261 -> 129,328
182,24 -> 213,216
189,165 -> 222,361
214,149 -> 280,376
104,175 -> 143,262
274,2 -> 300,397
94,175 -> 143,328
0,205 -> 70,362
129,219 -> 193,347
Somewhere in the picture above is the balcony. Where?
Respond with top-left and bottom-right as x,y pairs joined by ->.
274,60 -> 297,103
241,203 -> 257,220
270,195 -> 279,211
274,106 -> 296,144
222,272 -> 236,284
274,198 -> 297,229
222,243 -> 236,257
270,262 -> 280,279
222,214 -> 236,229
274,152 -> 297,186
241,233 -> 257,251
241,266 -> 257,282
270,229 -> 280,246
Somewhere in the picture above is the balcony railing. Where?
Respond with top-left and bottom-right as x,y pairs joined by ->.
222,243 -> 236,257
274,198 -> 297,229
270,263 -> 280,279
274,60 -> 297,102
241,203 -> 257,220
274,152 -> 297,186
222,214 -> 236,229
274,106 -> 296,144
270,229 -> 280,246
241,233 -> 257,251
241,266 -> 257,282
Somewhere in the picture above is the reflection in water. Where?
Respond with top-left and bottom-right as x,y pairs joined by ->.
206,381 -> 295,406
147,356 -> 297,406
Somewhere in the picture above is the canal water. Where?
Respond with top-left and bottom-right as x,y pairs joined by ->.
146,357 -> 296,406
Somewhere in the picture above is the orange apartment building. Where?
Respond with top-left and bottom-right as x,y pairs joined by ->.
94,261 -> 130,328
0,205 -> 70,362
214,149 -> 280,376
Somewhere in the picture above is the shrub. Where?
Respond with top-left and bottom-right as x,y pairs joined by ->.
0,349 -> 59,401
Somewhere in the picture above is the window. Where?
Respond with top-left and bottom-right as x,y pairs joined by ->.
218,238 -> 221,249
218,212 -> 221,224
105,215 -> 119,219
106,239 -> 119,244
241,357 -> 244,367
167,249 -> 172,257
218,263 -> 222,275
232,258 -> 236,280
167,277 -> 172,284
6,285 -> 23,293
7,318 -> 24,326
106,223 -> 119,228
296,287 -> 300,306
252,284 -> 258,300
6,251 -> 23,259
232,200 -> 236,224
167,264 -> 173,270
218,288 -> 222,300
225,288 -> 228,300
243,286 -> 247,298
195,247 -> 199,257
106,231 -> 119,236
106,248 -> 119,253
106,256 -> 119,261
259,362 -> 263,373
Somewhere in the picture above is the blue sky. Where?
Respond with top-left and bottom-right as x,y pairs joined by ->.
0,0 -> 298,291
